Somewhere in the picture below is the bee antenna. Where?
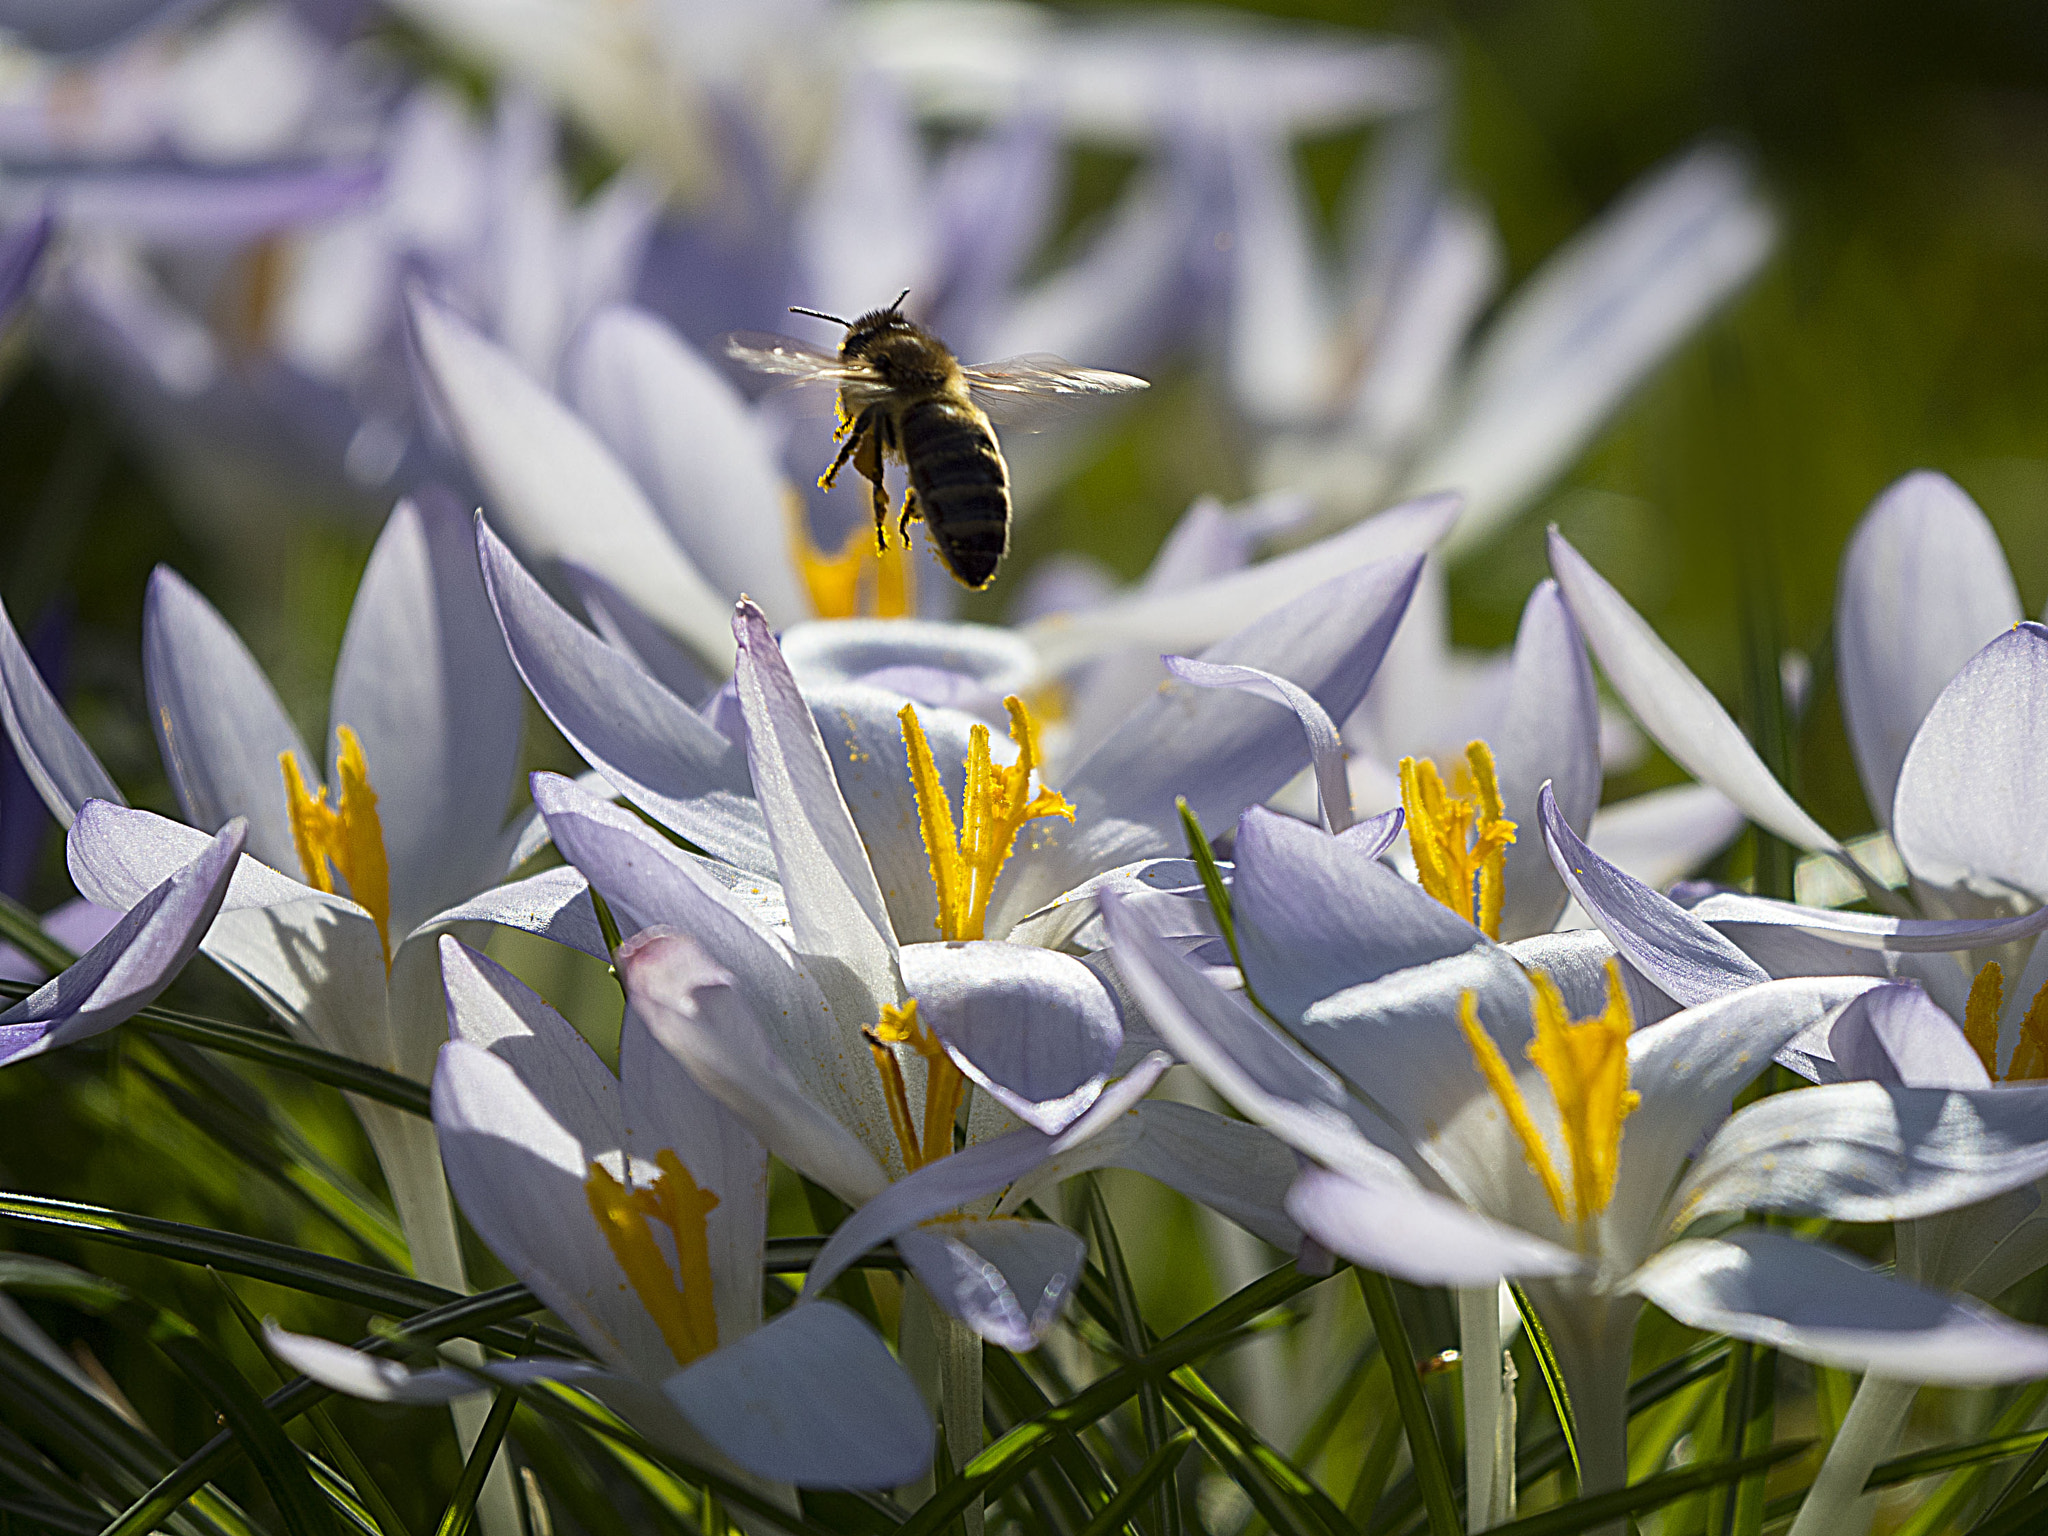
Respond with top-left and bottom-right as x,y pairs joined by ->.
788,305 -> 851,326
889,288 -> 911,313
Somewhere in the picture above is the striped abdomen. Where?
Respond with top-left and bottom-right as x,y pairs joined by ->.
900,396 -> 1010,589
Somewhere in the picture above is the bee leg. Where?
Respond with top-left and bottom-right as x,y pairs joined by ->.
897,488 -> 920,545
869,478 -> 892,554
818,409 -> 869,491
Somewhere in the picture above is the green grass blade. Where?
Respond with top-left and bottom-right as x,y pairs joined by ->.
1164,1370 -> 1347,1536
1872,1380 -> 2048,1536
1174,798 -> 1270,1016
1357,1269 -> 1459,1536
1079,1176 -> 1178,1536
1075,1431 -> 1195,1536
0,891 -> 78,974
1476,1441 -> 1810,1536
1508,1282 -> 1579,1487
433,1387 -> 519,1536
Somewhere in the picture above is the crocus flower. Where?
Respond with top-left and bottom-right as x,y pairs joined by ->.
1100,796 -> 2048,1508
0,492 -> 597,1297
267,937 -> 932,1491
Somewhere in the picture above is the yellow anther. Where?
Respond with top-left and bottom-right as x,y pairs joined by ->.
1965,962 -> 2005,1079
1400,741 -> 1517,938
788,488 -> 915,620
864,999 -> 935,1172
584,1150 -> 721,1368
281,725 -> 392,970
2007,982 -> 2048,1082
1461,960 -> 1639,1228
900,696 -> 1074,944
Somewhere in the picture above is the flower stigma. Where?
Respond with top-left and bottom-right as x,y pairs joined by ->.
788,488 -> 914,620
1459,959 -> 1640,1228
1399,741 -> 1517,938
585,1151 -> 721,1368
1963,960 -> 2048,1081
281,726 -> 392,970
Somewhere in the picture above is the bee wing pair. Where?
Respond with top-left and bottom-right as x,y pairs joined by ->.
720,333 -> 1148,428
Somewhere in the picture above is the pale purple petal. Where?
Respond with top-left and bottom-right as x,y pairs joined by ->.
1688,888 -> 2048,954
262,1326 -> 480,1405
418,866 -> 606,962
664,1301 -> 932,1488
24,161 -> 381,243
1285,1165 -> 1581,1287
0,590 -> 121,826
1836,472 -> 2022,827
1583,785 -> 1743,893
1828,983 -> 1991,1090
1892,622 -> 2048,904
562,564 -> 717,709
1631,1229 -> 2048,1385
0,212 -> 50,325
1163,656 -> 1351,832
897,1218 -> 1086,1350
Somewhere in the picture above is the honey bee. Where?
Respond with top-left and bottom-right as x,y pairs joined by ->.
724,290 -> 1149,590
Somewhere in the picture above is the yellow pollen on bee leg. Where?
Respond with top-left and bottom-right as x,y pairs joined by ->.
787,488 -> 917,620
1965,961 -> 2005,1079
1399,740 -> 1517,938
584,1152 -> 721,1369
2006,981 -> 2048,1082
280,725 -> 392,971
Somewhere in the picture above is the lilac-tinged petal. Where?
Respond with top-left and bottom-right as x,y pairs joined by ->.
0,819 -> 243,1065
899,941 -> 1121,1134
563,306 -> 805,622
1836,473 -> 2022,827
1422,147 -> 1775,553
262,1327 -> 480,1405
1548,528 -> 1839,855
562,564 -> 717,709
1234,803 -> 1485,1022
618,929 -> 891,1205
779,618 -> 1039,700
1164,656 -> 1351,832
1493,581 -> 1601,940
22,162 -> 382,243
40,898 -> 119,956
143,565 -> 311,874
802,1054 -> 1172,1304
1285,1165 -> 1581,1287
1892,622 -> 2048,904
409,291 -> 736,669
996,1099 -> 1302,1250
1539,782 -> 1766,1005
897,1218 -> 1086,1351
0,591 -> 121,826
1631,1229 -> 2048,1385
477,521 -> 771,875
1006,857 -> 1216,953
65,801 -> 332,916
1688,889 -> 2048,955
732,601 -> 901,1022
330,493 -> 524,935
1224,117 -> 1329,425
1583,785 -> 1743,892
1099,888 -> 1413,1185
664,1301 -> 932,1488
0,212 -> 49,326
417,866 -> 606,962
1026,492 -> 1454,673
1828,983 -> 1990,1090
1678,1079 -> 2048,1226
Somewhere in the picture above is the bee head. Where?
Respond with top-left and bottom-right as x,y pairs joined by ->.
798,288 -> 916,360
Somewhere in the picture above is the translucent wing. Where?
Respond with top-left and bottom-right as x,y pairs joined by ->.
961,354 -> 1151,429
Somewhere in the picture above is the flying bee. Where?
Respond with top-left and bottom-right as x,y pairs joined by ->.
723,290 -> 1149,590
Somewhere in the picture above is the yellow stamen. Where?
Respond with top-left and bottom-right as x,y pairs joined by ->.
1461,960 -> 1639,1227
865,1000 -> 937,1171
1459,991 -> 1569,1223
584,1150 -> 721,1368
1965,961 -> 2005,1079
1399,741 -> 1517,938
900,696 -> 1074,944
788,488 -> 915,620
2006,982 -> 2048,1082
281,725 -> 392,970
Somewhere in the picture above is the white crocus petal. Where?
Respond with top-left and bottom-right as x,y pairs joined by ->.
142,565 -> 313,874
1284,1165 -> 1581,1288
0,592 -> 122,825
896,1218 -> 1086,1351
562,306 -> 806,622
1492,581 -> 1601,941
1548,528 -> 1841,856
664,1301 -> 933,1489
732,601 -> 903,1023
1163,656 -> 1351,832
264,1326 -> 481,1405
1632,1229 -> 2048,1386
408,290 -> 736,670
476,520 -> 771,875
619,929 -> 891,1207
1676,1079 -> 2048,1226
563,564 -> 718,709
1835,472 -> 2023,828
329,493 -> 524,936
1688,890 -> 2048,955
1424,146 -> 1775,554
418,866 -> 607,963
1892,622 -> 2048,906
1023,491 -> 1457,673
1583,784 -> 1744,893
1225,115 -> 1331,425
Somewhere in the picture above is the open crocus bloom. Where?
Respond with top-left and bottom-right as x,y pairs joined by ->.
1550,497 -> 2048,1069
269,939 -> 931,1491
0,493 -> 598,1294
1100,797 -> 2048,1498
535,592 -> 1314,1353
